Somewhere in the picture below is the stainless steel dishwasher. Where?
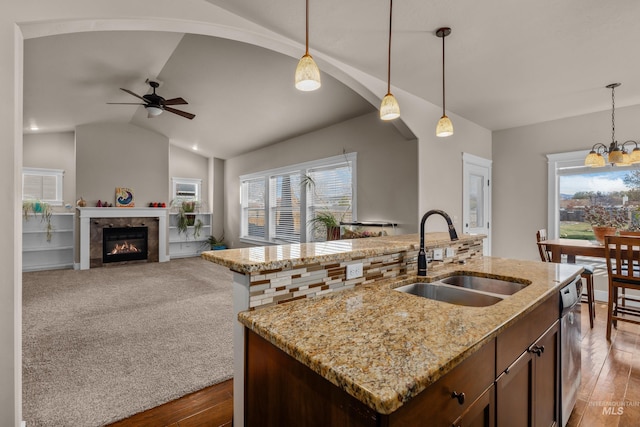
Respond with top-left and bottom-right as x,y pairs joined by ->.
560,276 -> 582,427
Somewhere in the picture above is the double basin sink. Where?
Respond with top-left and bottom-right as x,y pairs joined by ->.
394,274 -> 529,307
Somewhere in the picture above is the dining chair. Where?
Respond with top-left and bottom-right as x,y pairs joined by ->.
617,231 -> 640,309
604,234 -> 640,340
536,229 -> 596,328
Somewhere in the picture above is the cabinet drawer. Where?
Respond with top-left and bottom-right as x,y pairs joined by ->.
388,338 -> 495,426
496,294 -> 558,373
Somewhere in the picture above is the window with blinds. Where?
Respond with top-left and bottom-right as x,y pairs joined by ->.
22,167 -> 64,205
242,177 -> 266,239
239,153 -> 356,244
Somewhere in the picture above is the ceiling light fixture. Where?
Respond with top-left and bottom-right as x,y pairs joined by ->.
145,104 -> 163,116
436,27 -> 453,137
295,0 -> 321,91
380,0 -> 400,121
584,83 -> 640,167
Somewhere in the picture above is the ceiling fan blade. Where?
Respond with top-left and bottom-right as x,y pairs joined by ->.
120,88 -> 146,101
164,106 -> 195,120
163,97 -> 188,106
107,102 -> 146,105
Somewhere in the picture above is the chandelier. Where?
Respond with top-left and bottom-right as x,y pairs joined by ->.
585,83 -> 640,167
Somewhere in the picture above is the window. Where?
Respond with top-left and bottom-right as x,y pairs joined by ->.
547,150 -> 640,240
172,177 -> 201,203
240,153 -> 356,244
22,167 -> 64,206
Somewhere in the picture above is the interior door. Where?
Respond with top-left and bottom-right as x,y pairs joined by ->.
463,153 -> 492,255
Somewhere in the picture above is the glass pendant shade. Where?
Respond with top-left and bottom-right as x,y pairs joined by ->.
295,54 -> 321,91
584,150 -> 600,167
596,153 -> 606,167
609,147 -> 624,164
630,147 -> 640,164
617,151 -> 631,166
380,93 -> 400,121
436,115 -> 454,137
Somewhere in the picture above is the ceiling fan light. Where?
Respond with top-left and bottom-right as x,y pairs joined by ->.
380,93 -> 400,120
436,115 -> 454,137
295,54 -> 321,91
145,105 -> 163,116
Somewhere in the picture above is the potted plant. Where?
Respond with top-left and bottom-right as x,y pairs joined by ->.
583,205 -> 628,244
205,233 -> 227,250
23,199 -> 53,241
174,200 -> 200,236
308,211 -> 341,241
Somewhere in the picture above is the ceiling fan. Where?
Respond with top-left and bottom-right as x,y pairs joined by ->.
108,80 -> 195,120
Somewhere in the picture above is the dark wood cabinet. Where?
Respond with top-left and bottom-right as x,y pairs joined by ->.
496,321 -> 559,427
244,292 -> 561,427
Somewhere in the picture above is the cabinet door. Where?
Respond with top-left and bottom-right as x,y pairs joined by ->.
496,349 -> 534,427
532,321 -> 559,427
453,384 -> 495,427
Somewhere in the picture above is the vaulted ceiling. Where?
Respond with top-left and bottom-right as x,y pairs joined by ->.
23,0 -> 640,158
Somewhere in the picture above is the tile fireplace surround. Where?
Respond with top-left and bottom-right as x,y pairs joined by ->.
77,207 -> 168,270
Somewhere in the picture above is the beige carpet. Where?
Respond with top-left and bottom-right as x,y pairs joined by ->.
22,257 -> 233,427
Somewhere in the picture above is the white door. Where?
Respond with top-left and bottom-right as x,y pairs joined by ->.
462,153 -> 492,255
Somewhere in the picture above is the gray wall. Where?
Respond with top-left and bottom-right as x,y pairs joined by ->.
224,112 -> 419,248
76,123 -> 169,207
23,131 -> 75,210
169,144 -> 210,208
492,103 -> 640,261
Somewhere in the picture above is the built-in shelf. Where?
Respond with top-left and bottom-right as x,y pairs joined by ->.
22,212 -> 75,272
169,212 -> 212,258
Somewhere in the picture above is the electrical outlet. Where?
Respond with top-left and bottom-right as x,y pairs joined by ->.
433,248 -> 444,261
346,262 -> 363,279
446,247 -> 455,257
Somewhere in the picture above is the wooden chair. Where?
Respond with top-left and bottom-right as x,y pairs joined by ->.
536,229 -> 596,328
604,234 -> 640,340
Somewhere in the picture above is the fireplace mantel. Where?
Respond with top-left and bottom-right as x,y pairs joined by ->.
77,207 -> 168,270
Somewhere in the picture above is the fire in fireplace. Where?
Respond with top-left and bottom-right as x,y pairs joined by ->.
103,226 -> 148,263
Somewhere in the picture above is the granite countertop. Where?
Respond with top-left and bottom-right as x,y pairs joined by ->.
237,256 -> 582,415
201,232 -> 478,273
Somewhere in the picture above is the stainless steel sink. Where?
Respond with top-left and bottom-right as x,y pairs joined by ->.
440,275 -> 528,296
394,282 -> 504,307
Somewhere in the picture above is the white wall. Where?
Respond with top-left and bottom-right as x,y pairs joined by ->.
492,104 -> 640,261
224,112 -> 419,248
23,131 -> 76,210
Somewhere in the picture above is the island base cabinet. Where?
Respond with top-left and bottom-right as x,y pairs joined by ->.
245,330 -> 378,427
496,321 -> 559,427
452,384 -> 495,427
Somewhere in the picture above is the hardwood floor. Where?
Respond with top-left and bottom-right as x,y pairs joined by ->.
107,379 -> 233,427
569,302 -> 640,427
108,302 -> 640,427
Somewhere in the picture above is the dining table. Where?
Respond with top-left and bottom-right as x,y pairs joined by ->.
537,238 -> 607,263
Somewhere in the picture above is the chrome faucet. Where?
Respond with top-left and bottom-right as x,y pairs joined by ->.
417,210 -> 459,276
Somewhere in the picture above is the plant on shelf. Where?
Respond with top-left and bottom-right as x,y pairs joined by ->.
173,199 -> 201,237
308,211 -> 342,241
583,205 -> 628,244
22,199 -> 53,241
204,233 -> 227,250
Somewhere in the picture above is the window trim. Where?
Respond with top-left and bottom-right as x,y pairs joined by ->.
239,153 -> 357,245
22,167 -> 64,206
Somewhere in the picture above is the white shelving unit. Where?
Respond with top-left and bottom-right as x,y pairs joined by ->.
23,212 -> 75,272
169,212 -> 211,258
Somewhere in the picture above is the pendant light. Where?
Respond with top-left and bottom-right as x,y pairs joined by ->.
380,0 -> 400,120
436,27 -> 453,137
295,0 -> 321,91
584,83 -> 640,167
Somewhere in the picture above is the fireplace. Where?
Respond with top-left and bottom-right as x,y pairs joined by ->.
103,226 -> 148,264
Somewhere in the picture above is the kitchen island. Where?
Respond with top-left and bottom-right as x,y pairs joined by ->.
203,234 -> 582,426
